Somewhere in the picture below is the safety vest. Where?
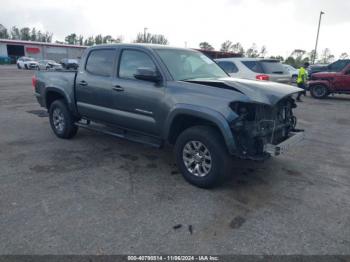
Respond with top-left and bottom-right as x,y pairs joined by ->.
297,67 -> 308,84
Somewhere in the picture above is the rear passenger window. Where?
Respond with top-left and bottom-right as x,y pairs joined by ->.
217,61 -> 238,73
85,49 -> 115,77
118,50 -> 156,79
242,61 -> 264,73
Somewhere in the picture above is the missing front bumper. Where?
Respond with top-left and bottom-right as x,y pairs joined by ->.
264,131 -> 305,156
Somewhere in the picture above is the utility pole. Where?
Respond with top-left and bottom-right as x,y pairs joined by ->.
144,27 -> 148,43
313,11 -> 325,64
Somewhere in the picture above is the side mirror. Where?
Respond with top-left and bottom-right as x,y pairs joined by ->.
134,67 -> 161,83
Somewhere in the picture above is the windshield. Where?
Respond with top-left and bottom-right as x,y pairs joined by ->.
155,49 -> 228,81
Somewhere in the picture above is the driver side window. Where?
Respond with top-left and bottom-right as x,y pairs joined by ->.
118,50 -> 156,80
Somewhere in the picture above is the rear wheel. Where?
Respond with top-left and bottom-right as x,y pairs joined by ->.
175,126 -> 230,188
49,100 -> 78,139
17,64 -> 21,69
310,84 -> 329,99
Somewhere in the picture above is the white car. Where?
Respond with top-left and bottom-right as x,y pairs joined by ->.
37,60 -> 63,70
17,57 -> 38,70
283,64 -> 299,83
215,57 -> 291,84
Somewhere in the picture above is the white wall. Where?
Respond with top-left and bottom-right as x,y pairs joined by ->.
0,43 -> 8,56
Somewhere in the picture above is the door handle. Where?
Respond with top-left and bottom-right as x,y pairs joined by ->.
112,85 -> 124,92
78,80 -> 88,86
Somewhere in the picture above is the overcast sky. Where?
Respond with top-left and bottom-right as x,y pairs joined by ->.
1,0 -> 349,58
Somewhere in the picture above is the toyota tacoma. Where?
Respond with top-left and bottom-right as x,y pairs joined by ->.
33,44 -> 304,188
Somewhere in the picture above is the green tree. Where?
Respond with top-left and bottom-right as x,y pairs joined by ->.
95,34 -> 103,45
220,40 -> 232,52
285,57 -> 296,67
270,55 -> 284,62
10,26 -> 21,39
30,28 -> 37,41
199,42 -> 214,51
84,36 -> 95,46
20,27 -> 31,40
0,24 -> 9,39
78,35 -> 84,46
102,35 -> 113,44
65,33 -> 77,45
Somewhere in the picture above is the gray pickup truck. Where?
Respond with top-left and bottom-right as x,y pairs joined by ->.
33,44 -> 304,188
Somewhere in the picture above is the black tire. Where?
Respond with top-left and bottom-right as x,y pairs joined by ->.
175,126 -> 230,188
310,84 -> 329,99
49,100 -> 78,139
17,64 -> 21,69
25,64 -> 28,70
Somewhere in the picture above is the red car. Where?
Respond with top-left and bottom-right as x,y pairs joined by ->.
308,63 -> 350,98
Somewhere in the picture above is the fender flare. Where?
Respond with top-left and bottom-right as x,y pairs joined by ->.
162,104 -> 238,155
44,87 -> 77,115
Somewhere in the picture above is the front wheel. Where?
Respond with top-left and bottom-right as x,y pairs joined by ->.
175,126 -> 230,188
49,100 -> 78,139
310,84 -> 329,99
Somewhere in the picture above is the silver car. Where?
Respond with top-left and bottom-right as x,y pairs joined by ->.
216,57 -> 291,84
37,60 -> 63,70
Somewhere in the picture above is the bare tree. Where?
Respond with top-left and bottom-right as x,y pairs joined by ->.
339,52 -> 349,59
231,42 -> 244,55
220,40 -> 232,52
246,43 -> 259,58
319,48 -> 334,64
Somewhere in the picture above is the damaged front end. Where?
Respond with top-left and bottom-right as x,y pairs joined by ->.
230,97 -> 304,160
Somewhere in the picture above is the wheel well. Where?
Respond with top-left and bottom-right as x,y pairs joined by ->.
168,114 -> 222,145
46,91 -> 65,109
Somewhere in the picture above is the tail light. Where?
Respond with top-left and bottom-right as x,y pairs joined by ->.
256,74 -> 270,81
32,75 -> 37,90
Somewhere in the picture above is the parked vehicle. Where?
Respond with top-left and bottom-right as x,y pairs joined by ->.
17,57 -> 38,69
37,60 -> 63,70
60,58 -> 79,70
215,58 -> 291,84
308,60 -> 350,76
283,64 -> 299,83
308,63 -> 350,98
33,44 -> 304,188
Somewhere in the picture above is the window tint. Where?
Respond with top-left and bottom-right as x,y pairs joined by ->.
85,49 -> 115,77
119,50 -> 156,79
242,61 -> 264,73
217,61 -> 238,73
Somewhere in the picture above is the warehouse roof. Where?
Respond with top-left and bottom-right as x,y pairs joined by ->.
0,39 -> 87,49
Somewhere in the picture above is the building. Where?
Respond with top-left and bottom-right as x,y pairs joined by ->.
0,39 -> 87,63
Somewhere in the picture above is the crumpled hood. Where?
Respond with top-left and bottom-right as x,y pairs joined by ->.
187,77 -> 302,105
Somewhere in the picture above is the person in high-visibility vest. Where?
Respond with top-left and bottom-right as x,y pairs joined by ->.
296,62 -> 310,102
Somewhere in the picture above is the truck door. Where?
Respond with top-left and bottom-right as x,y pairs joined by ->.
110,48 -> 166,136
75,48 -> 118,123
332,65 -> 350,91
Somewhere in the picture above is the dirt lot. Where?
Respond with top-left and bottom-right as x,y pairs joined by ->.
0,65 -> 349,255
